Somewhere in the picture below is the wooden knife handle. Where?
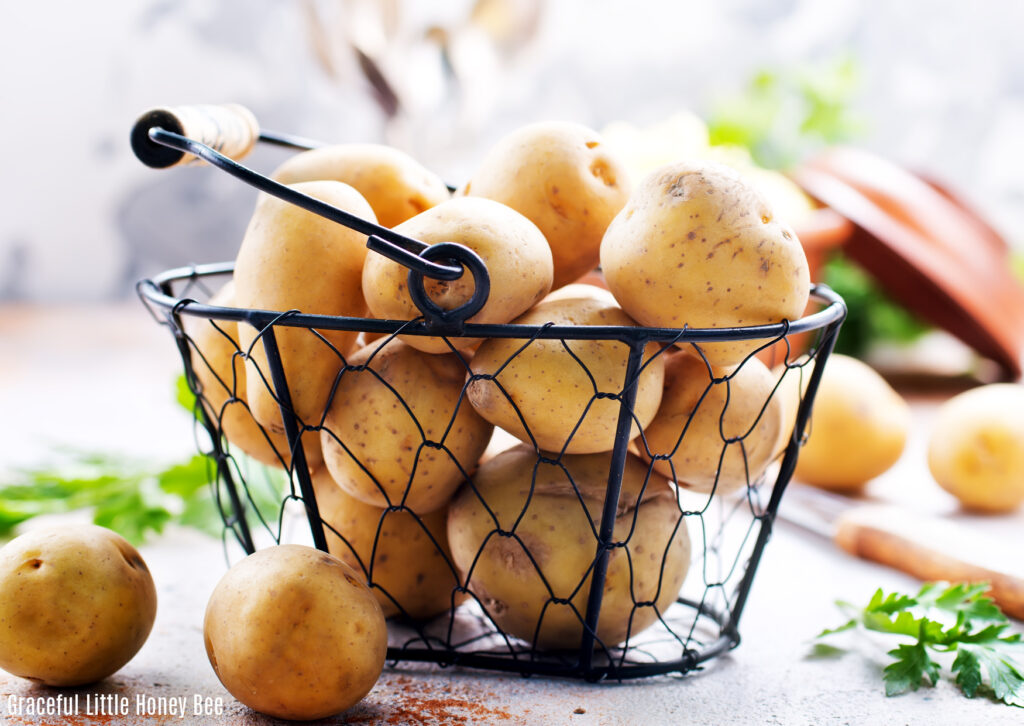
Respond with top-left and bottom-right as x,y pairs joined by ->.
834,517 -> 1024,621
131,104 -> 259,168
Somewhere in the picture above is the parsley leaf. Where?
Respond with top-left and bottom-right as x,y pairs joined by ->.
818,582 -> 1024,707
885,641 -> 940,695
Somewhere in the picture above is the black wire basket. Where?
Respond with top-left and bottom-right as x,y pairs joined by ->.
134,105 -> 846,682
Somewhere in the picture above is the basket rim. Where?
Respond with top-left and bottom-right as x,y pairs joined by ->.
137,261 -> 846,345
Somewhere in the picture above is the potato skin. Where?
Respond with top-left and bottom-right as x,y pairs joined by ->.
447,445 -> 690,649
186,281 -> 323,470
795,355 -> 910,491
271,143 -> 451,228
234,180 -> 375,433
927,383 -> 1024,512
362,197 -> 553,354
313,467 -> 463,619
600,161 -> 810,367
467,285 -> 664,454
463,121 -> 631,289
0,525 -> 157,687
203,545 -> 386,721
321,338 -> 493,513
642,351 -> 784,496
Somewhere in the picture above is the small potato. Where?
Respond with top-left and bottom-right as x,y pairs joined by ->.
234,180 -> 375,433
927,383 -> 1024,513
447,445 -> 691,650
467,285 -> 664,454
0,525 -> 157,687
600,161 -> 810,367
362,197 -> 553,354
313,468 -> 462,619
204,545 -> 387,721
186,281 -> 323,471
642,351 -> 784,496
794,355 -> 910,491
321,338 -> 493,512
462,121 -> 631,289
271,143 -> 451,228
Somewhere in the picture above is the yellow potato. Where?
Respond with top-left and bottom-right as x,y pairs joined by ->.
234,180 -> 375,433
600,161 -> 810,367
447,445 -> 691,649
362,197 -> 553,354
313,468 -> 462,619
0,525 -> 157,686
271,143 -> 451,228
794,355 -> 910,491
927,383 -> 1024,513
769,361 -> 813,460
204,544 -> 387,721
186,280 -> 323,470
321,338 -> 493,512
462,121 -> 631,289
467,285 -> 664,454
642,350 -> 784,496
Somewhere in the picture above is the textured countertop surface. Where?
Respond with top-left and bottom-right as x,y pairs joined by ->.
0,302 -> 1022,726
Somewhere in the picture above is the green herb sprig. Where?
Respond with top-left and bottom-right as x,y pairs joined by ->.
0,376 -> 286,544
818,582 -> 1024,707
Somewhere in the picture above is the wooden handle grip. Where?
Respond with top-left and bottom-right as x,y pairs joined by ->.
834,517 -> 1024,621
131,104 -> 259,168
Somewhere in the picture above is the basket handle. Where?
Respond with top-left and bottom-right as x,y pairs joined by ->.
131,104 -> 260,168
130,105 -> 491,332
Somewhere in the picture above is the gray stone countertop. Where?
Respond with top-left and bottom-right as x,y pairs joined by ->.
0,302 -> 1021,725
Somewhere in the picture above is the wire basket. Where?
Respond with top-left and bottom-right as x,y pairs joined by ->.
134,105 -> 846,681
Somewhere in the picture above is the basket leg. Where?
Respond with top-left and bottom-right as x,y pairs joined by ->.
170,315 -> 256,554
258,326 -> 329,552
726,315 -> 843,631
578,338 -> 648,675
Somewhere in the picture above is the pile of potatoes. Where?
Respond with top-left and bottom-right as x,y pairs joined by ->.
187,120 -> 812,652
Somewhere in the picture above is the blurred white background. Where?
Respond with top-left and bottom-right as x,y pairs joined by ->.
2,0 -> 1022,301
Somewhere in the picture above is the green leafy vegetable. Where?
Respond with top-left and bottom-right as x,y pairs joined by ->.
0,376 -> 288,545
818,582 -> 1024,707
822,252 -> 931,357
706,54 -> 867,170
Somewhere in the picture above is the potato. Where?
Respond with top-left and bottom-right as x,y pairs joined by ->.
321,338 -> 493,512
927,383 -> 1024,513
447,445 -> 690,649
313,468 -> 462,619
600,161 -> 810,367
462,121 -> 630,289
186,280 -> 323,471
271,143 -> 451,228
794,354 -> 910,491
769,362 -> 812,460
642,350 -> 784,496
362,197 -> 553,354
204,544 -> 386,721
467,285 -> 665,454
0,525 -> 157,686
234,180 -> 375,433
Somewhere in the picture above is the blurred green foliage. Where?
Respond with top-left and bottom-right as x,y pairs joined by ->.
708,55 -> 935,358
822,253 -> 931,357
707,54 -> 868,170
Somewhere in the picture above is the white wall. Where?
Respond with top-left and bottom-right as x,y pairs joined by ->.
2,0 -> 1021,301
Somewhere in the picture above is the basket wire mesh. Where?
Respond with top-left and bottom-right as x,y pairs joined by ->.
134,114 -> 846,681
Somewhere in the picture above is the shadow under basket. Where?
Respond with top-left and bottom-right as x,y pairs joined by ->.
132,104 -> 846,681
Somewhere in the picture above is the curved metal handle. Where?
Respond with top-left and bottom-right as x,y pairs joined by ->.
132,108 -> 492,328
